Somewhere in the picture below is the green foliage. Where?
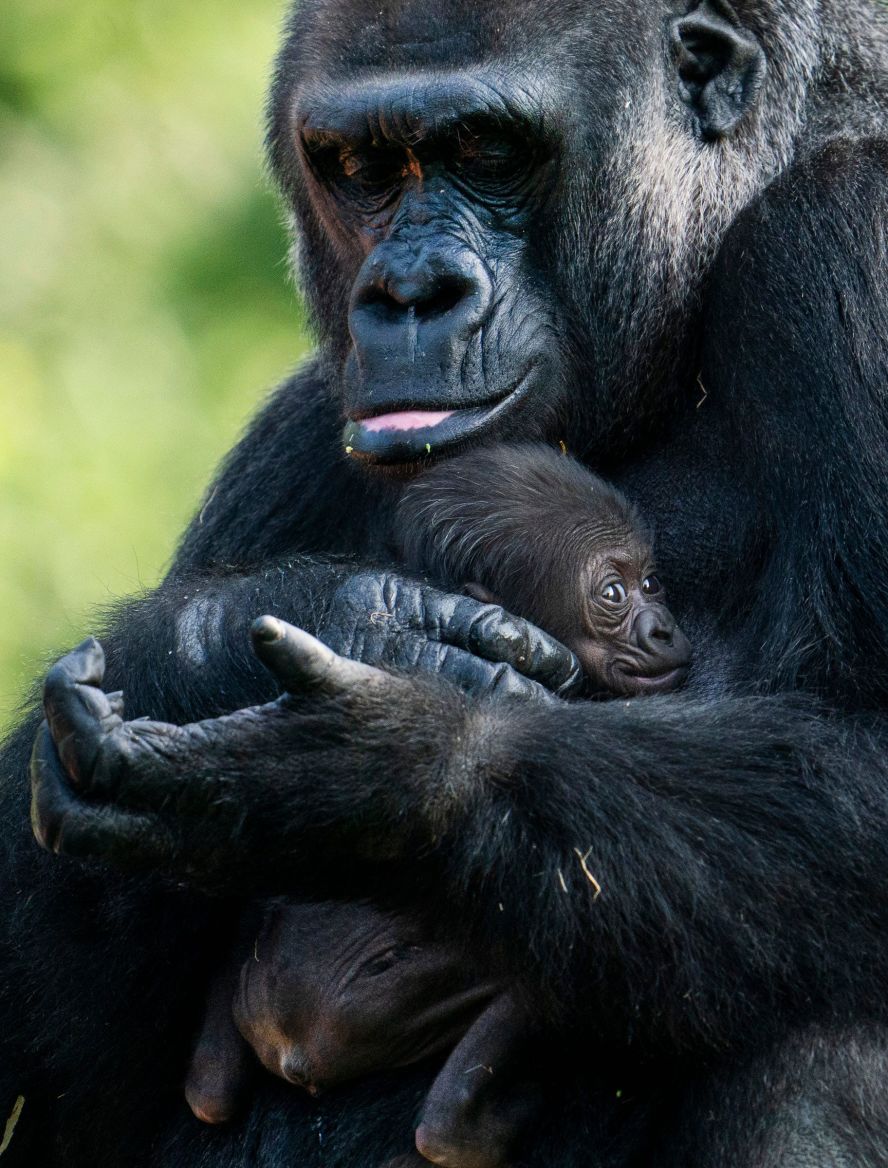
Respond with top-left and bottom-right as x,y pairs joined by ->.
0,0 -> 310,727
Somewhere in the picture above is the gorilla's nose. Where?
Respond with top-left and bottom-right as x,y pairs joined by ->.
636,607 -> 676,654
375,257 -> 476,319
353,242 -> 490,325
347,242 -> 493,407
281,1052 -> 320,1096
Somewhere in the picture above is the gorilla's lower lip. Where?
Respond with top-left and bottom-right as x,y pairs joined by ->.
342,375 -> 532,464
614,665 -> 690,694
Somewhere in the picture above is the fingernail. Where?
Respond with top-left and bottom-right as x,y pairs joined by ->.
252,616 -> 282,643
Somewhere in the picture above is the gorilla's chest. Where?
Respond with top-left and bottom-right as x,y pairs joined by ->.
610,418 -> 760,624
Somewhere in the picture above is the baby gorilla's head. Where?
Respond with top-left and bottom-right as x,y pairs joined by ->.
234,902 -> 494,1095
398,443 -> 691,696
528,513 -> 690,697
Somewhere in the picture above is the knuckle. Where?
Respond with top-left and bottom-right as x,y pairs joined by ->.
43,663 -> 73,705
489,663 -> 527,697
437,643 -> 474,677
506,622 -> 532,667
465,605 -> 497,646
91,734 -> 124,797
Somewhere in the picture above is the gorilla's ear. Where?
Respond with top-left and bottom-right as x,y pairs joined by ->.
463,582 -> 501,607
671,0 -> 765,139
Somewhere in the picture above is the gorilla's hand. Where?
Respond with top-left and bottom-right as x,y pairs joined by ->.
317,571 -> 582,701
30,621 -> 468,879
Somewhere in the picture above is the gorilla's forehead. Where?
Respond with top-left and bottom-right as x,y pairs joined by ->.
287,0 -> 656,76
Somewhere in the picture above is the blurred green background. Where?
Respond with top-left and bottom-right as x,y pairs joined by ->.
0,0 -> 311,729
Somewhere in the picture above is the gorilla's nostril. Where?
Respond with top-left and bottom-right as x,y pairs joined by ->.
650,625 -> 673,644
413,277 -> 470,318
356,284 -> 406,324
355,275 -> 470,323
379,272 -> 472,318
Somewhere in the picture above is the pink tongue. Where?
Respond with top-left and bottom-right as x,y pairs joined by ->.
362,410 -> 454,433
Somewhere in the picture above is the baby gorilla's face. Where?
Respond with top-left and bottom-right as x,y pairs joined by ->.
572,549 -> 691,696
234,903 -> 496,1095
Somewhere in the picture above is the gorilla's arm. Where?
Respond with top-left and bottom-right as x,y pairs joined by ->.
31,622 -> 888,1059
96,560 -> 581,729
85,360 -> 581,728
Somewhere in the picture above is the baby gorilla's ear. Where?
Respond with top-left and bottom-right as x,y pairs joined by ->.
463,582 -> 501,606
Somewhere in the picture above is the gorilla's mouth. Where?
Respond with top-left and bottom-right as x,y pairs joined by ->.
342,372 -> 533,465
610,663 -> 690,696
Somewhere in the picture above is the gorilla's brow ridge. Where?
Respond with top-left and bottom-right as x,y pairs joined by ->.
295,71 -> 553,146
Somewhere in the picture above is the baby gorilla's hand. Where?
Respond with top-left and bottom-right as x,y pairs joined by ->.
415,992 -> 542,1168
186,958 -> 254,1125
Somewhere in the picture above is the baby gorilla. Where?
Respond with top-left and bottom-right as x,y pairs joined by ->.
398,442 -> 691,696
187,902 -> 535,1168
186,444 -> 691,1166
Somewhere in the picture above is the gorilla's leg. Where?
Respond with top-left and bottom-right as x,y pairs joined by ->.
656,1025 -> 888,1168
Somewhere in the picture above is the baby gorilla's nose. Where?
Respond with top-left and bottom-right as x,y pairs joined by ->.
281,1052 -> 321,1096
636,607 -> 676,653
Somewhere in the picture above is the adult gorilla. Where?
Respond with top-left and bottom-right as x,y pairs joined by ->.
4,0 -> 888,1164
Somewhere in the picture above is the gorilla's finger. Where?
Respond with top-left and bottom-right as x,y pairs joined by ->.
434,596 -> 583,698
185,960 -> 254,1126
44,637 -> 106,694
43,639 -> 122,787
252,617 -> 389,695
417,640 -> 553,703
30,721 -> 174,866
107,691 -> 126,719
30,721 -> 68,853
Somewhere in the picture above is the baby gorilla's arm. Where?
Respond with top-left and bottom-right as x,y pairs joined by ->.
185,955 -> 254,1125
415,992 -> 543,1168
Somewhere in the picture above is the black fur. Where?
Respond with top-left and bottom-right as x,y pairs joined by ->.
3,1 -> 888,1166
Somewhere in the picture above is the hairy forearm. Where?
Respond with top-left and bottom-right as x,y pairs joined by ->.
428,693 -> 888,1053
98,674 -> 888,1054
96,558 -> 357,722
33,622 -> 888,1058
177,681 -> 888,1053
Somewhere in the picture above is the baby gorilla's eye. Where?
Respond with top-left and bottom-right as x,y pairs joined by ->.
361,943 -> 420,977
642,575 -> 663,596
601,581 -> 628,605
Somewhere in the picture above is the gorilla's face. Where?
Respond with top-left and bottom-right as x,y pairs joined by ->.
293,66 -> 570,466
271,0 -> 770,468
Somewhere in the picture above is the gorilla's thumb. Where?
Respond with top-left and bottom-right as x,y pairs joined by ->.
251,617 -> 385,696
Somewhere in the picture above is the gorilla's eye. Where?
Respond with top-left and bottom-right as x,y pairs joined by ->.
305,137 -> 404,207
601,581 -> 628,605
642,575 -> 663,596
449,127 -> 525,191
337,146 -> 404,196
361,943 -> 419,977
